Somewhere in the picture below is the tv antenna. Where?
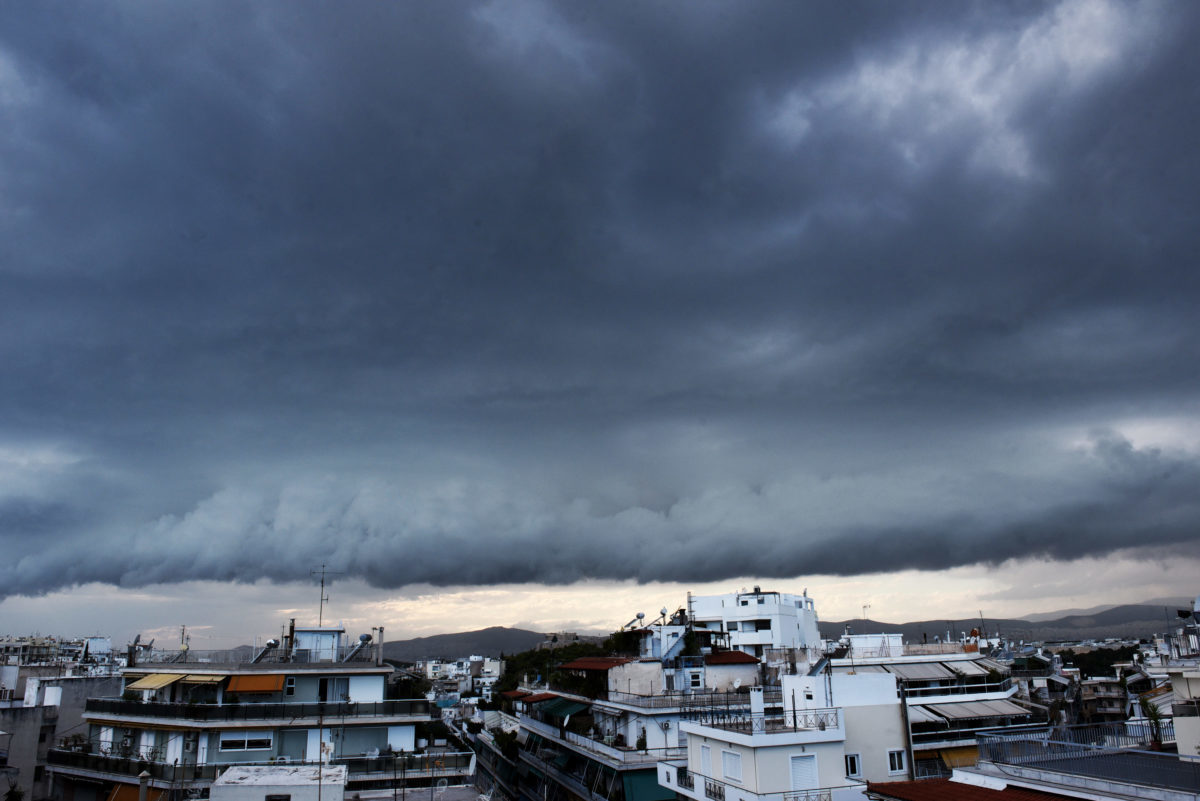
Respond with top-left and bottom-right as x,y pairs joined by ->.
311,564 -> 344,627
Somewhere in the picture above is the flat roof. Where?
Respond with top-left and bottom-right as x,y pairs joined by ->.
213,765 -> 347,786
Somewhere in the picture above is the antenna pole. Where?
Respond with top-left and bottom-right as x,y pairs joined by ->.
311,564 -> 344,627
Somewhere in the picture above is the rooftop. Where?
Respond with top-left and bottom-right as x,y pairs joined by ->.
866,778 -> 1067,800
213,765 -> 348,787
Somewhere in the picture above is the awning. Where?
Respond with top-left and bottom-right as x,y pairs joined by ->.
924,699 -> 1031,720
905,705 -> 943,725
541,698 -> 589,718
946,660 -> 989,676
106,784 -> 166,801
181,674 -> 225,684
226,674 -> 286,693
623,770 -> 675,801
125,674 -> 184,691
886,662 -> 957,681
939,746 -> 979,768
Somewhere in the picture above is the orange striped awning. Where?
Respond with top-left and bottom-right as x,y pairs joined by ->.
225,674 -> 286,693
106,784 -> 165,801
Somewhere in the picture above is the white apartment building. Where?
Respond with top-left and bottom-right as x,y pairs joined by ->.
689,588 -> 822,659
657,673 -> 903,801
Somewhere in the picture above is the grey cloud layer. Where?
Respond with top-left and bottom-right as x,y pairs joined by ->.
1,1 -> 1199,598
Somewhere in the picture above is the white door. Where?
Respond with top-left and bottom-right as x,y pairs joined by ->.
789,754 -> 817,790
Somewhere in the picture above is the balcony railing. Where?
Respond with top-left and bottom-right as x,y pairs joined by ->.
48,748 -> 473,785
677,769 -> 694,789
978,728 -> 1198,793
704,779 -> 724,801
901,678 -> 1012,698
521,715 -> 684,764
783,792 -> 831,801
682,706 -> 839,735
137,646 -> 378,665
84,698 -> 431,721
1174,700 -> 1200,718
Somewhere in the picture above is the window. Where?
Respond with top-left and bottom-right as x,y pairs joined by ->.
690,673 -> 702,688
220,730 -> 273,751
284,676 -> 296,697
727,622 -> 738,632
701,745 -> 712,776
757,598 -> 764,604
265,795 -> 291,801
740,600 -> 748,606
721,751 -> 741,782
844,754 -> 861,778
888,750 -> 906,774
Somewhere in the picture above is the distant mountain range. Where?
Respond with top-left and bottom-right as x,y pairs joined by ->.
381,626 -> 547,662
820,603 -> 1194,644
377,601 -> 1197,662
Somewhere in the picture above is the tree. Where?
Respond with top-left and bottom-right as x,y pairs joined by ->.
1139,696 -> 1163,749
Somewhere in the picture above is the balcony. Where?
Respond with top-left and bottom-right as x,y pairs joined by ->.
677,769 -> 694,789
681,706 -> 839,736
521,715 -> 684,765
704,779 -> 725,800
48,748 -> 473,787
84,698 -> 431,723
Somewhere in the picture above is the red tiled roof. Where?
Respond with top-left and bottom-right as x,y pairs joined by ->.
704,651 -> 759,665
558,657 -> 633,671
500,690 -> 530,699
521,692 -> 559,703
867,779 -> 1070,801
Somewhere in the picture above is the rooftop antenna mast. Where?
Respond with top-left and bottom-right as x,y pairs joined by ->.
311,564 -> 344,627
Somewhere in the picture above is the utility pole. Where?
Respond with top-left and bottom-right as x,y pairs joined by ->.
311,564 -> 344,627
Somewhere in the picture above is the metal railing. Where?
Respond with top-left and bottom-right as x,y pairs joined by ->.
521,715 -> 684,764
677,769 -> 694,789
783,792 -> 831,801
138,646 -> 378,664
1173,700 -> 1200,718
48,748 -> 473,785
704,779 -> 724,800
901,678 -> 1012,698
682,705 -> 838,735
85,697 -> 431,721
978,726 -> 1197,792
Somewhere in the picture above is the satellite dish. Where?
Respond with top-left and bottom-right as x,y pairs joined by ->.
660,607 -> 668,617
436,779 -> 449,795
636,612 -> 645,620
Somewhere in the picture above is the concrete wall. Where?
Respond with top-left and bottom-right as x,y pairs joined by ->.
0,705 -> 54,800
685,730 -> 843,796
839,705 -> 906,782
704,664 -> 758,692
607,662 -> 663,696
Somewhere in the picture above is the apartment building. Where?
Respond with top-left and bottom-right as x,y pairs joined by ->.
48,626 -> 474,801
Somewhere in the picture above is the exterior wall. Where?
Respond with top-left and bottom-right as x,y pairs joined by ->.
0,704 -> 54,800
607,662 -> 663,696
1176,716 -> 1200,759
704,664 -> 758,692
685,730 -> 842,795
839,705 -> 905,782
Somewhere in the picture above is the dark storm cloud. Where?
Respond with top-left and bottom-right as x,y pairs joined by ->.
1,0 -> 1199,598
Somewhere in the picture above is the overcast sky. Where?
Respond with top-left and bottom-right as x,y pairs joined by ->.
2,0 -> 1199,648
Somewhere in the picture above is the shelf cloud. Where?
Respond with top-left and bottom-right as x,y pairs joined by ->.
1,1 -> 1198,605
